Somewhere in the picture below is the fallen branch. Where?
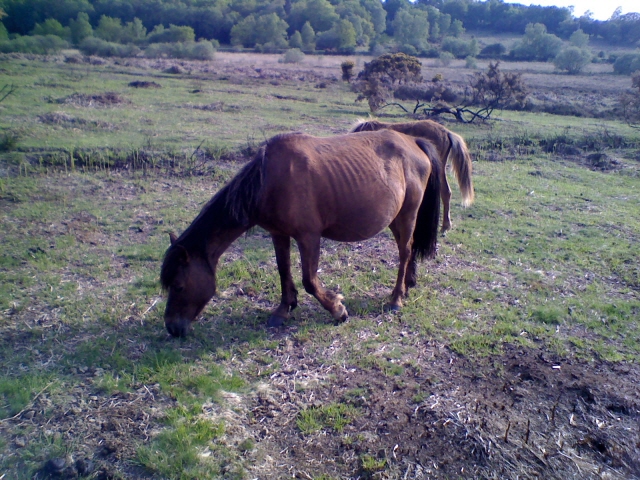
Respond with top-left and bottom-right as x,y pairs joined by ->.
0,84 -> 18,104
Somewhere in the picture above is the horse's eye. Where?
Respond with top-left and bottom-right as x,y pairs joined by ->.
173,285 -> 184,293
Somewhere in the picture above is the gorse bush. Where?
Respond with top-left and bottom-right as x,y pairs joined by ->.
353,53 -> 422,112
0,35 -> 68,54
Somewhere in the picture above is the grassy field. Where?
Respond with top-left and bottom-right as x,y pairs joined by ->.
1,52 -> 639,479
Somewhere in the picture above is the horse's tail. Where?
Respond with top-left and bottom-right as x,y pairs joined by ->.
447,130 -> 474,207
412,139 -> 441,260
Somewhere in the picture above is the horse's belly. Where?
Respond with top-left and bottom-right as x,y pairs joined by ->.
321,210 -> 396,242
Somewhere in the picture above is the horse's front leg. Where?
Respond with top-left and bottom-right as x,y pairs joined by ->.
268,234 -> 298,327
297,234 -> 348,322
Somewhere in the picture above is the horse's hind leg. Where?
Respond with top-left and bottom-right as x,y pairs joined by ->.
388,217 -> 415,311
297,234 -> 348,323
268,234 -> 299,327
405,250 -> 418,290
441,163 -> 452,233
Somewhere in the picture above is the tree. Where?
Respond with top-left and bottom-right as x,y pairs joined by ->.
441,36 -> 478,58
449,18 -> 464,37
69,12 -> 93,45
511,23 -> 563,61
231,13 -> 288,49
301,21 -> 316,51
316,19 -> 357,53
353,53 -> 422,111
95,15 -> 126,43
31,18 -> 70,40
336,19 -> 357,52
554,46 -> 592,74
254,13 -> 289,49
287,0 -> 338,34
392,8 -> 430,52
122,18 -> 147,44
613,53 -> 640,75
289,30 -> 303,49
569,28 -> 589,47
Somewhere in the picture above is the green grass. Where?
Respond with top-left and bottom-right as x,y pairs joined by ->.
297,402 -> 359,434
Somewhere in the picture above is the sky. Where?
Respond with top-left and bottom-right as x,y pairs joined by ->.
504,0 -> 639,20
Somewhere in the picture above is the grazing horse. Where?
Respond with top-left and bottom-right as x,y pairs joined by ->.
160,130 -> 441,337
351,119 -> 474,232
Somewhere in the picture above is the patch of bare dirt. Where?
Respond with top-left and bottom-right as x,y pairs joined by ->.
37,111 -> 116,130
2,379 -> 169,479
57,92 -> 128,108
240,344 -> 640,479
127,81 -> 161,89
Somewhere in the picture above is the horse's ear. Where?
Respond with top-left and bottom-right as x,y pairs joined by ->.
169,232 -> 178,245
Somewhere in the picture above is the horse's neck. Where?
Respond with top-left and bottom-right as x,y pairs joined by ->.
205,225 -> 249,263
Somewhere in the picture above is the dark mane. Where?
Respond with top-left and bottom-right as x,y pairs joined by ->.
160,148 -> 266,289
351,120 -> 383,133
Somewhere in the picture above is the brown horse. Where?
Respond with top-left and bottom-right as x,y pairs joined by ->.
160,130 -> 441,337
351,119 -> 474,232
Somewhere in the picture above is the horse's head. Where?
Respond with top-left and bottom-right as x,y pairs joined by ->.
161,233 -> 216,337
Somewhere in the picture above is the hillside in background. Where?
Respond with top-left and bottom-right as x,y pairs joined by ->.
0,0 -> 639,59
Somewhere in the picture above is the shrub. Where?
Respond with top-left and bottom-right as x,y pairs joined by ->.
31,19 -> 70,40
79,37 -> 141,58
353,53 -> 422,111
438,51 -> 455,66
279,48 -> 305,64
441,37 -> 478,59
511,23 -> 563,61
479,43 -> 506,59
341,60 -> 355,81
613,53 -> 640,75
144,41 -> 216,60
146,24 -> 196,44
465,55 -> 478,69
0,35 -> 68,54
554,47 -> 592,74
620,72 -> 640,125
468,61 -> 528,115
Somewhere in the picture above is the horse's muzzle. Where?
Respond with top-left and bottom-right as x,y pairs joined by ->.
166,320 -> 191,338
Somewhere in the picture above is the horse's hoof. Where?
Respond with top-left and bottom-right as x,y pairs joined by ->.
267,314 -> 287,327
384,303 -> 401,313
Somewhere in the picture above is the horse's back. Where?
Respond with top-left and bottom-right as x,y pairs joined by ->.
256,131 -> 432,242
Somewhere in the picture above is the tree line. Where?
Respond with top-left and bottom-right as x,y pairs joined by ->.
0,0 -> 638,60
